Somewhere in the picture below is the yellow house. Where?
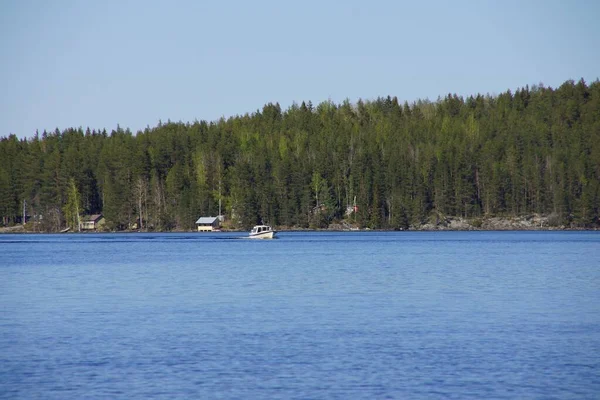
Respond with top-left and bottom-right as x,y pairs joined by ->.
81,214 -> 105,230
196,216 -> 220,232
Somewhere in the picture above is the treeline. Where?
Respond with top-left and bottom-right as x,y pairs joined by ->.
1,78 -> 599,231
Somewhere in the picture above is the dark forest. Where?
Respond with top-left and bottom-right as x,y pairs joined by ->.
1,79 -> 599,231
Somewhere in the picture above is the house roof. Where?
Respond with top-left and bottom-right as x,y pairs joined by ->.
196,216 -> 219,224
84,214 -> 103,222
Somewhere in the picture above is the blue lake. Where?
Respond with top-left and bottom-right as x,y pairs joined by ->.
1,231 -> 599,399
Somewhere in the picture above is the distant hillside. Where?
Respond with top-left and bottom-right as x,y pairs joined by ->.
1,78 -> 599,231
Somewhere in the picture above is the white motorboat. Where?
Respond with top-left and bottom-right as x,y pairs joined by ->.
249,225 -> 276,239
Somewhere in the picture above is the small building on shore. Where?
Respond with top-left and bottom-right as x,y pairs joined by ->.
196,216 -> 220,232
81,214 -> 105,231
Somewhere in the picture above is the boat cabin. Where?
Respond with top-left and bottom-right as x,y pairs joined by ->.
251,225 -> 272,235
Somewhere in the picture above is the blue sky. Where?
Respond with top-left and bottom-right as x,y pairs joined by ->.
1,0 -> 599,139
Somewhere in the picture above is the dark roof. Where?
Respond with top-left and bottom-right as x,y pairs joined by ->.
84,214 -> 103,222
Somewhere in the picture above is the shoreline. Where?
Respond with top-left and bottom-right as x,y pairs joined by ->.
1,224 -> 598,234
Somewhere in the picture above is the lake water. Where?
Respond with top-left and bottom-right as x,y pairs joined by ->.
1,231 -> 599,399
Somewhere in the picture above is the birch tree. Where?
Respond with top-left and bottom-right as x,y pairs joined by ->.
63,178 -> 81,231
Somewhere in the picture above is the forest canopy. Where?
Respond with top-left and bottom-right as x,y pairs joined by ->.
1,78 -> 599,231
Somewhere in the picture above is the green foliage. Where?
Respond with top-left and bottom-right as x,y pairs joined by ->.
1,79 -> 599,231
63,177 -> 82,231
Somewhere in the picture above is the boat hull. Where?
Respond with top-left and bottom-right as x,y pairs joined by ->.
248,231 -> 275,239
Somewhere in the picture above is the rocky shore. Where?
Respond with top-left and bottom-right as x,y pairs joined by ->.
329,214 -> 596,231
417,214 -> 563,231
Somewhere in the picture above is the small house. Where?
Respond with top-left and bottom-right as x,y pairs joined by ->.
81,214 -> 105,231
196,216 -> 220,232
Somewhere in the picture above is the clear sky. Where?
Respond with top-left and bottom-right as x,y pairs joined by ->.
1,0 -> 599,139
